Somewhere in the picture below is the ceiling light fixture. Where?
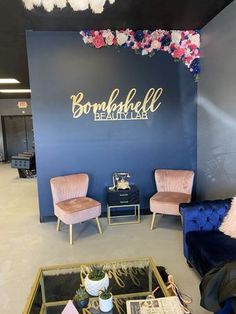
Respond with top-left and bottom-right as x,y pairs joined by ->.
22,0 -> 115,14
0,78 -> 20,84
0,89 -> 31,93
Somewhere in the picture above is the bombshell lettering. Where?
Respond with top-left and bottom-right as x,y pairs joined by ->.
71,87 -> 163,121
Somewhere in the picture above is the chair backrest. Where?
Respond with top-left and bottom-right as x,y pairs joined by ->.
50,173 -> 89,206
155,169 -> 194,195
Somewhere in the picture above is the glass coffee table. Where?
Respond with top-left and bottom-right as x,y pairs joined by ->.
24,257 -> 170,314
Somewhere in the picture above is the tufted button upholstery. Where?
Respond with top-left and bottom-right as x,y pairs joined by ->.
180,198 -> 232,261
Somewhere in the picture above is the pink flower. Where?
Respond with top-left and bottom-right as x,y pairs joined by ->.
184,56 -> 193,65
151,40 -> 161,49
181,32 -> 186,41
188,44 -> 197,50
102,29 -> 112,38
172,48 -> 185,59
105,33 -> 115,46
87,37 -> 94,44
131,42 -> 139,50
93,34 -> 105,48
141,42 -> 146,49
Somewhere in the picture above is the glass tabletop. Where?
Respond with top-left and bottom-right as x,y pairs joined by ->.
24,257 -> 169,314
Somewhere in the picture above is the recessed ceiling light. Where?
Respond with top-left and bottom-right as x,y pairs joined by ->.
0,78 -> 20,84
0,89 -> 31,93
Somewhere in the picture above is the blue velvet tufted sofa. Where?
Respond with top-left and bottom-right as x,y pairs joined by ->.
180,198 -> 236,314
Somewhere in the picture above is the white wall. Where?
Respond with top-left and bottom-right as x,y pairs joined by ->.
198,1 -> 236,199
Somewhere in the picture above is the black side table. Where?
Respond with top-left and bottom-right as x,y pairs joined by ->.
106,185 -> 140,225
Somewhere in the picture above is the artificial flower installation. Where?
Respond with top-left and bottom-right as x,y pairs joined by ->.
80,29 -> 200,79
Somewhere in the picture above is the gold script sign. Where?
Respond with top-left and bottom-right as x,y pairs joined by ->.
71,87 -> 163,121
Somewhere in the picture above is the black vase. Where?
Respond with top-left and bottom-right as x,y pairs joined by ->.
73,298 -> 89,310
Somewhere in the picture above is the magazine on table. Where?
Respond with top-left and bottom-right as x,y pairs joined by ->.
126,296 -> 184,314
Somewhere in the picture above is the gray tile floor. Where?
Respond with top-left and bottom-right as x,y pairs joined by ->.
0,163 -> 211,314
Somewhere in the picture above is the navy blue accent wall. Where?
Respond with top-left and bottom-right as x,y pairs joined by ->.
26,31 -> 197,221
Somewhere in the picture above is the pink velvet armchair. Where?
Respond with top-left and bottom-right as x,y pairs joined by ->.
150,169 -> 194,230
50,173 -> 102,244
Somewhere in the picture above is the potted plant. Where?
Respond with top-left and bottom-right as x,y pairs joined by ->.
99,287 -> 113,312
73,286 -> 89,310
84,265 -> 109,296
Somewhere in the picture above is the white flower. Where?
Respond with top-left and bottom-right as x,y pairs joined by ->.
141,49 -> 148,56
22,0 -> 34,10
33,0 -> 42,7
42,0 -> 54,11
90,0 -> 106,14
116,32 -> 128,46
82,36 -> 88,44
54,0 -> 67,9
171,31 -> 181,45
189,34 -> 200,47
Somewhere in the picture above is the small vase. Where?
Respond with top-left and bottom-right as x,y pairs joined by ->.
99,295 -> 113,312
73,298 -> 89,310
84,273 -> 109,296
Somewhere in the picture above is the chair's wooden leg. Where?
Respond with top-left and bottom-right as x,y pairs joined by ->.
69,224 -> 73,245
150,213 -> 156,230
56,218 -> 61,231
96,217 -> 103,234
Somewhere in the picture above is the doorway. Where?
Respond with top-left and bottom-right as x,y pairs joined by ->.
2,115 -> 34,161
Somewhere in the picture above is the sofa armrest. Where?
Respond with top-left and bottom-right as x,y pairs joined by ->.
180,199 -> 231,261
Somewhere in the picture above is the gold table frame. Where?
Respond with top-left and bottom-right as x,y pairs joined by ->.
107,204 -> 141,225
23,257 -> 170,314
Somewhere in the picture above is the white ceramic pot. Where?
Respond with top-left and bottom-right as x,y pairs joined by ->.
99,295 -> 113,312
84,273 -> 109,296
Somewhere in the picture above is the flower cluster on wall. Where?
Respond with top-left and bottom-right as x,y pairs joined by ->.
80,29 -> 200,79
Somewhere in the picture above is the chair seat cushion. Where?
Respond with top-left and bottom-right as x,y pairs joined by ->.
150,192 -> 191,215
186,230 -> 236,276
56,197 -> 100,213
55,197 -> 101,225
